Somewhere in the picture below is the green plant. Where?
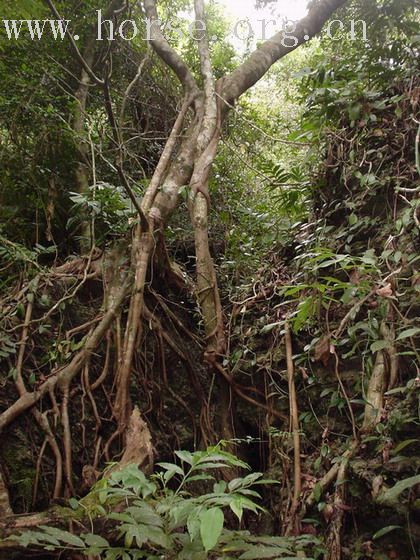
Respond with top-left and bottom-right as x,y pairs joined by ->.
11,445 -> 319,559
260,161 -> 311,217
68,183 -> 139,242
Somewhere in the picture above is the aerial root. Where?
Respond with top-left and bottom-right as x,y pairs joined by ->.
284,322 -> 302,536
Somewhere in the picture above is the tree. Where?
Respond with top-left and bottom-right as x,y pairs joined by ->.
113,0 -> 348,438
0,0 -> 348,455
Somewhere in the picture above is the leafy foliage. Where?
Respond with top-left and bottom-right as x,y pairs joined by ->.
12,446 -> 320,559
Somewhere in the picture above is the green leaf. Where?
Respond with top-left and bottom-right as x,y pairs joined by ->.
213,480 -> 227,493
40,526 -> 85,548
68,498 -> 79,510
187,474 -> 214,483
147,525 -> 171,549
239,547 -> 297,559
384,387 -> 406,396
229,472 -> 263,491
83,533 -> 110,547
373,525 -> 402,540
391,439 -> 419,456
349,213 -> 358,226
157,462 -> 184,476
175,450 -> 193,465
193,462 -> 231,470
377,475 -> 420,506
370,340 -> 388,353
313,483 -> 322,503
394,251 -> 402,264
361,249 -> 377,265
229,497 -> 244,522
348,103 -> 361,121
261,322 -> 281,334
187,511 -> 201,541
396,327 -> 420,341
293,296 -> 316,333
200,507 -> 224,552
125,504 -> 163,527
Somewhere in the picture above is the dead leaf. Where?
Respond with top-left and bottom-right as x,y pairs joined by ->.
349,268 -> 361,285
372,475 -> 384,498
314,335 -> 331,367
322,504 -> 334,523
299,367 -> 309,381
376,283 -> 393,298
301,524 -> 317,536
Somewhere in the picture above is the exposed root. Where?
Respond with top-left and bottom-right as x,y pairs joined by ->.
31,409 -> 63,500
151,290 -> 202,346
332,349 -> 358,441
381,319 -> 399,390
154,320 -> 200,447
0,278 -> 130,434
214,363 -> 287,423
91,332 -> 111,391
143,304 -> 213,445
304,442 -> 357,509
83,365 -> 102,434
113,228 -> 155,433
108,407 -> 154,475
32,438 -> 48,508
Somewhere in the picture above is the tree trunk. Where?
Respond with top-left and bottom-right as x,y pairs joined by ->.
72,39 -> 96,251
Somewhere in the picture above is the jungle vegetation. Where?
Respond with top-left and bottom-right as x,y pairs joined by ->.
0,0 -> 419,559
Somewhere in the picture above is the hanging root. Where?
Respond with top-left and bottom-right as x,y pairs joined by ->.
61,382 -> 75,496
31,409 -> 63,500
284,323 -> 302,536
113,227 -> 154,433
381,318 -> 399,390
319,322 -> 390,559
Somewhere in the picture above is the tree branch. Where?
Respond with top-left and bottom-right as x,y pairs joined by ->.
143,0 -> 199,97
194,0 -> 215,105
44,0 -> 126,85
0,280 -> 131,435
222,0 -> 347,102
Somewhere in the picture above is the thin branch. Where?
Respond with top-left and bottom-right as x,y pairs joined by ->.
44,0 -> 103,84
102,76 -> 150,230
216,92 -> 311,147
119,51 -> 151,139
